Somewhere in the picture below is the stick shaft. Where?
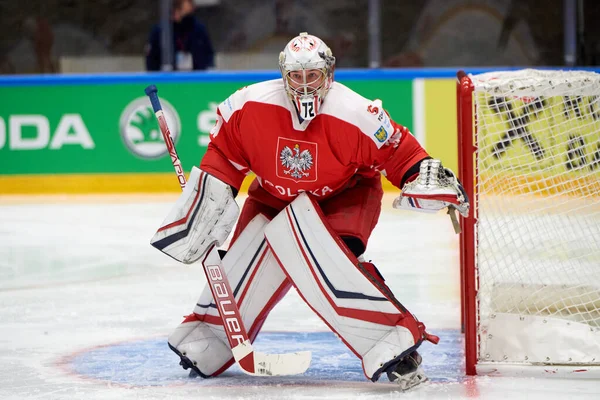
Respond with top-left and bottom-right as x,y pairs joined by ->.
144,84 -> 256,373
144,85 -> 186,189
448,207 -> 462,234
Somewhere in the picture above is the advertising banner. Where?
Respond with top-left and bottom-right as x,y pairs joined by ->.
0,80 -> 413,180
422,79 -> 457,172
1,82 -> 241,176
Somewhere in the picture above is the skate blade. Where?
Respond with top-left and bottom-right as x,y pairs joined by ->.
392,367 -> 429,392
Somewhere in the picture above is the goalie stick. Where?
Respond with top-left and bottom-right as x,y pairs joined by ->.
144,84 -> 311,377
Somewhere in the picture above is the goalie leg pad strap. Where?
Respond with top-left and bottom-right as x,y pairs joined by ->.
150,166 -> 240,264
168,213 -> 290,377
263,192 -> 425,380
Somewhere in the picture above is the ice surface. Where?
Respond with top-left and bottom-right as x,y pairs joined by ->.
0,194 -> 598,399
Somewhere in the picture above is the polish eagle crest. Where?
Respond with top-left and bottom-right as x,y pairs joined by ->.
280,144 -> 314,179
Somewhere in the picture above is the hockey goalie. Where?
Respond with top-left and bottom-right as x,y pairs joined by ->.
150,32 -> 469,391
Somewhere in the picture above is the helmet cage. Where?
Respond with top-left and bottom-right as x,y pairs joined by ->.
283,68 -> 327,97
279,34 -> 335,121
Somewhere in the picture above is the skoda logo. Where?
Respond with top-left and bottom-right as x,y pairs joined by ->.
120,96 -> 181,159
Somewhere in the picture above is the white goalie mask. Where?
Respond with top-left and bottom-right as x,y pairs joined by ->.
279,32 -> 336,121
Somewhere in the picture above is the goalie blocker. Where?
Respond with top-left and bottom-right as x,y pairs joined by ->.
150,166 -> 239,264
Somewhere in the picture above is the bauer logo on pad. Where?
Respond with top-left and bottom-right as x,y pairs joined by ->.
277,138 -> 317,183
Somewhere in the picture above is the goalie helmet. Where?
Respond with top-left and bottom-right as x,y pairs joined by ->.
279,32 -> 336,121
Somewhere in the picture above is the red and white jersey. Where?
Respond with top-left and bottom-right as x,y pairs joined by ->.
200,79 -> 429,204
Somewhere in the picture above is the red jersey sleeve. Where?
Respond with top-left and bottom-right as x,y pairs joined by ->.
200,106 -> 249,191
346,99 -> 430,190
367,120 -> 429,189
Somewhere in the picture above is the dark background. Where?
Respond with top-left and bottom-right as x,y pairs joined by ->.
1,0 -> 599,74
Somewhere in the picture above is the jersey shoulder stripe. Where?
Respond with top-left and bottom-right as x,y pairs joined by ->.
321,82 -> 396,149
218,79 -> 288,122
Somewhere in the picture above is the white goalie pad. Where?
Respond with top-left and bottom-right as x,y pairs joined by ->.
150,166 -> 239,264
168,214 -> 291,376
264,192 -> 424,380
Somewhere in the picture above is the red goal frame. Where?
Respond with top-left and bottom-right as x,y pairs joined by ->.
455,69 -> 600,378
456,70 -> 478,376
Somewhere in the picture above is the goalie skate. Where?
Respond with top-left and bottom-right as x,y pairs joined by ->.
386,351 -> 428,391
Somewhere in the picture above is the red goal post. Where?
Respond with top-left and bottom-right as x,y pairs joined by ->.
456,69 -> 600,377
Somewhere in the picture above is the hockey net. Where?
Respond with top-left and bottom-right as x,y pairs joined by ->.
457,69 -> 600,377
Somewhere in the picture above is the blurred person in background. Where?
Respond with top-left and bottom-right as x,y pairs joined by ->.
145,0 -> 214,71
23,16 -> 56,73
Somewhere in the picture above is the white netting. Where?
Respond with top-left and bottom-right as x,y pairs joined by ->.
471,69 -> 600,366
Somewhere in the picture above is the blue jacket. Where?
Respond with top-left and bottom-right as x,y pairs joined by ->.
146,15 -> 214,71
